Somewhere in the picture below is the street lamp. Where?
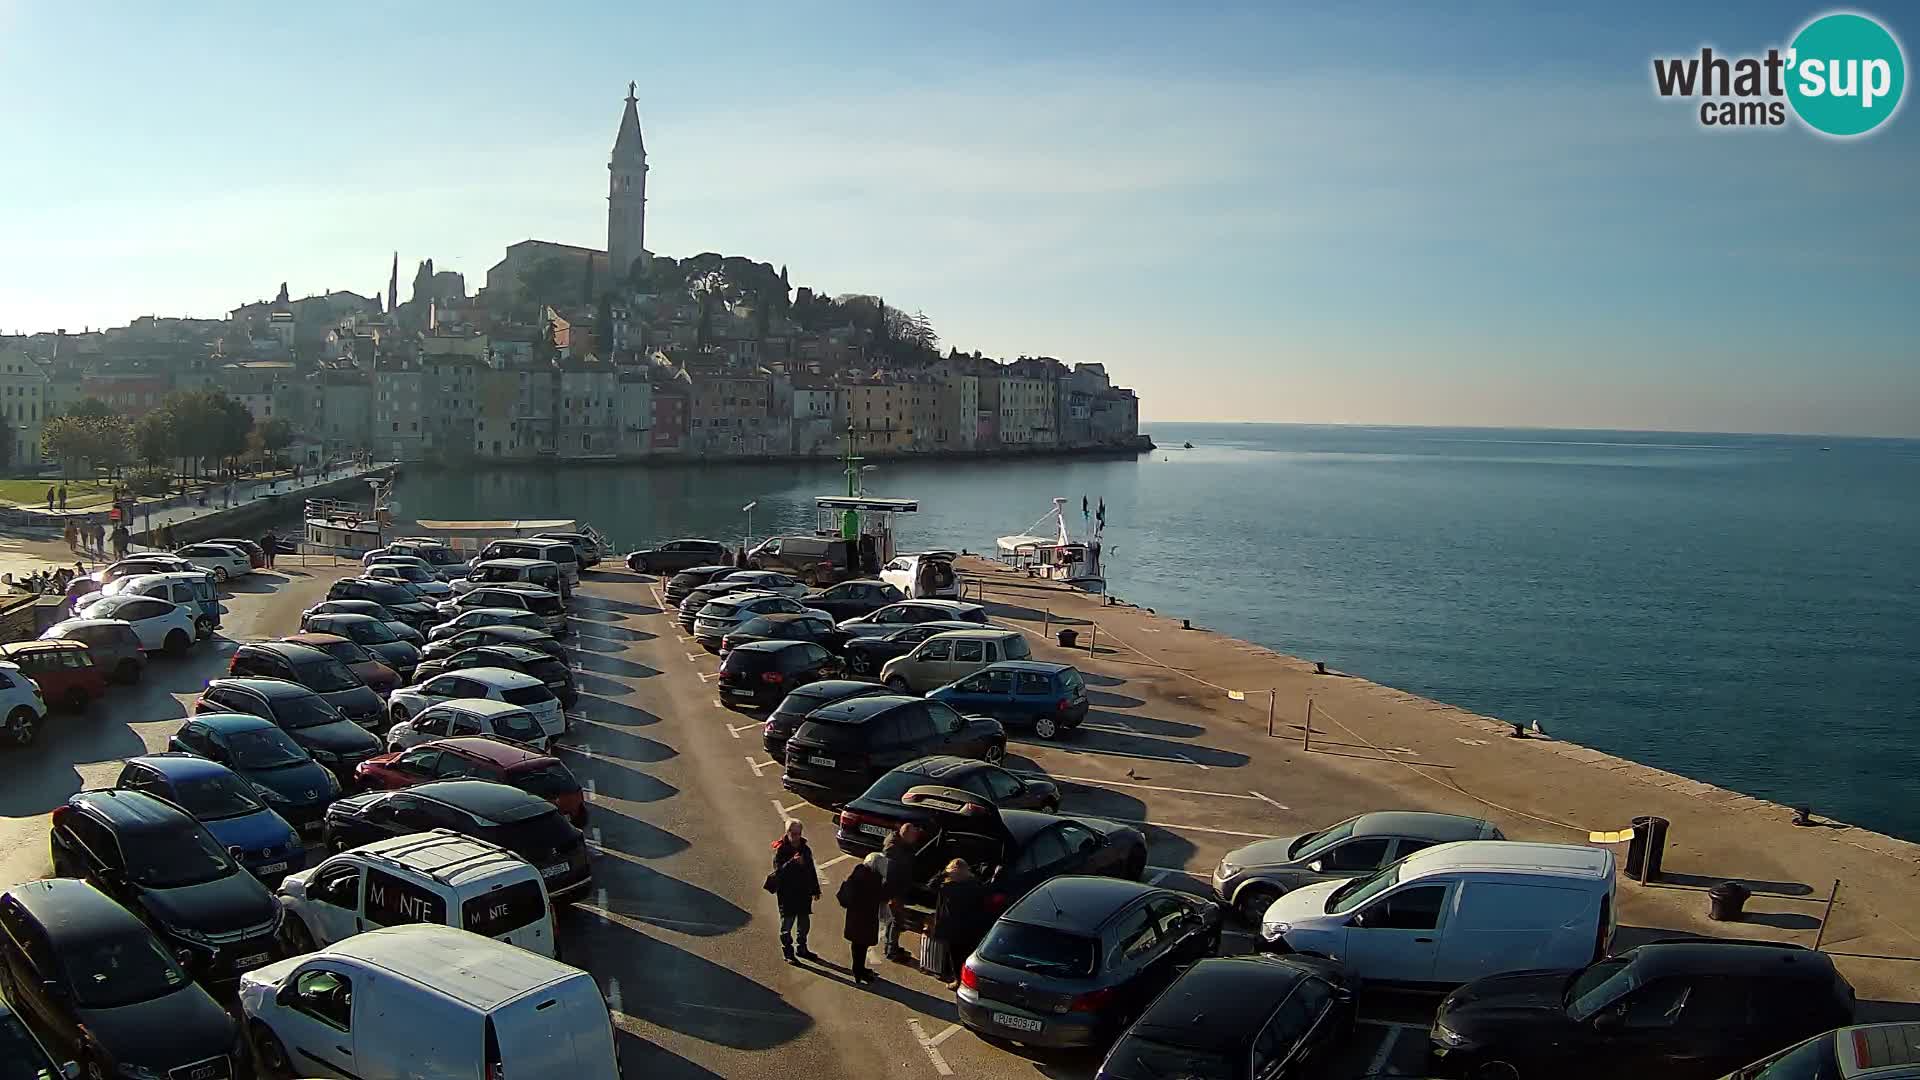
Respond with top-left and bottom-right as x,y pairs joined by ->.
858,464 -> 877,496
741,501 -> 757,548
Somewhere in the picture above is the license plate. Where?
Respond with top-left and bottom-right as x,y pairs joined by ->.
859,823 -> 890,837
541,862 -> 569,878
991,1013 -> 1043,1033
810,756 -> 837,768
257,861 -> 288,875
235,952 -> 271,968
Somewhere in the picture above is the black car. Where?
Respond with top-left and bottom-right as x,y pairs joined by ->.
418,624 -> 567,662
49,790 -> 284,985
628,539 -> 733,575
1430,941 -> 1857,1080
762,680 -> 893,759
894,787 -> 1148,920
718,612 -> 850,655
781,695 -> 1007,806
957,876 -> 1222,1049
325,578 -> 440,630
663,564 -> 742,605
0,994 -> 74,1079
322,780 -> 592,902
717,640 -> 844,708
227,641 -> 387,730
1098,954 -> 1354,1079
194,678 -> 384,788
412,644 -> 578,708
801,579 -> 907,622
0,879 -> 241,1080
300,609 -> 427,669
836,755 -> 1060,855
840,620 -> 990,677
168,713 -> 341,839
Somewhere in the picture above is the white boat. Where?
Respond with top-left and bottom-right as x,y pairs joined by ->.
996,497 -> 1107,593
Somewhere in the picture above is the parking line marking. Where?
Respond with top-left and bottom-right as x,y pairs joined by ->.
771,798 -> 790,822
1249,790 -> 1288,810
1104,817 -> 1276,839
779,800 -> 811,815
927,1023 -> 962,1047
589,827 -> 603,849
686,652 -> 702,662
909,1020 -> 956,1077
1366,1024 -> 1405,1075
697,671 -> 717,681
1012,772 -> 1263,802
1173,752 -> 1209,771
747,757 -> 775,776
595,887 -> 608,910
712,700 -> 725,709
583,778 -> 597,800
607,977 -> 623,1016
1022,744 -> 1216,769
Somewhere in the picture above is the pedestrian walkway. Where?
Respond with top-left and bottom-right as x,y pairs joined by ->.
0,463 -> 394,542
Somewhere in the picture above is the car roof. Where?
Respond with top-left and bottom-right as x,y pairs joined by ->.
348,830 -> 532,888
423,698 -> 533,718
456,644 -> 551,662
900,599 -> 981,611
470,625 -> 552,641
240,641 -> 332,664
981,660 -> 1073,675
441,666 -> 542,688
1623,940 -> 1837,981
1350,811 -> 1493,842
925,628 -> 1018,642
281,633 -> 352,648
1838,1024 -> 1920,1077
309,924 -> 577,1010
474,558 -> 554,569
71,787 -> 194,831
0,639 -> 84,654
1127,955 -> 1319,1048
7,878 -> 149,940
1400,840 -> 1612,881
45,618 -> 130,633
733,639 -> 813,654
1004,875 -> 1160,930
743,612 -> 814,624
898,755 -> 989,779
673,564 -> 736,576
805,694 -> 921,723
121,572 -> 208,586
314,611 -> 384,623
212,677 -> 318,699
409,780 -> 555,822
434,737 -> 552,768
191,712 -> 279,733
126,752 -> 232,780
786,680 -> 885,699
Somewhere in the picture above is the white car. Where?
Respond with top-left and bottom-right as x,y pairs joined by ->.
365,562 -> 454,599
881,553 -> 960,599
0,661 -> 50,746
712,570 -> 810,599
386,667 -> 565,740
73,593 -> 198,655
172,541 -> 254,582
425,608 -> 546,642
96,554 -> 197,584
384,698 -> 552,752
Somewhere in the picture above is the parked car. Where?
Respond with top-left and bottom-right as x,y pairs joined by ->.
299,610 -> 423,674
326,578 -> 440,630
716,640 -> 844,708
436,585 -> 568,635
0,639 -> 108,712
302,600 -> 426,646
782,694 -> 1008,805
896,787 -> 1148,918
836,755 -> 1059,855
95,554 -> 196,584
719,612 -> 849,655
1717,1022 -> 1920,1080
167,713 -> 341,839
530,531 -> 604,567
1214,811 -> 1503,921
103,571 -> 220,636
880,628 -> 1034,693
388,667 -> 564,740
840,619 -> 993,677
194,678 -> 385,788
413,643 -> 578,708
692,593 -> 822,649
428,606 -> 549,642
711,569 -> 810,598
662,564 -> 740,604
470,539 -> 580,588
40,617 -> 145,683
227,640 -> 388,730
419,623 -> 566,662
49,789 -> 285,985
837,599 -> 991,638
365,552 -> 447,579
629,538 -> 733,575
365,561 -> 454,599
277,830 -> 558,956
677,582 -> 777,632
801,578 -> 906,622
74,592 -> 197,656
452,557 -> 570,600
746,534 -> 852,583
0,662 -> 48,747
1099,954 -> 1355,1080
356,737 -> 586,824
761,680 -> 893,760
113,754 -> 304,883
280,631 -> 401,695
929,660 -> 1089,739
238,924 -> 617,1078
1259,841 -> 1618,986
364,538 -> 461,568
206,537 -> 268,568
386,699 -> 550,753
171,541 -> 254,582
320,781 -> 592,901
0,879 -> 240,1080
1430,941 -> 1857,1080
958,876 -> 1222,1048
882,552 -> 960,599
0,995 -> 73,1080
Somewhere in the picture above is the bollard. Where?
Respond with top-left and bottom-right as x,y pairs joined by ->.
1043,606 -> 1051,634
1266,689 -> 1277,737
1707,882 -> 1752,921
1303,698 -> 1314,751
1314,661 -> 1326,675
1088,625 -> 1097,654
1813,879 -> 1841,950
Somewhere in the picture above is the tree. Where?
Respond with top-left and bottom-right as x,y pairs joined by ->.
41,417 -> 93,474
518,256 -> 574,310
71,398 -> 114,419
134,411 -> 176,469
256,416 -> 295,459
0,416 -> 12,473
40,414 -> 131,476
696,290 -> 716,349
93,415 -> 133,477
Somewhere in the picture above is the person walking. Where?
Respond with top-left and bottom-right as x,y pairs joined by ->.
63,521 -> 77,553
772,848 -> 819,965
260,529 -> 276,569
56,484 -> 67,511
880,830 -> 915,962
926,859 -> 987,988
92,522 -> 105,555
837,852 -> 887,985
771,819 -> 811,868
110,523 -> 130,561
45,486 -> 55,511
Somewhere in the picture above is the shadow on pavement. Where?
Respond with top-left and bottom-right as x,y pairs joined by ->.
575,622 -> 655,643
1858,998 -> 1920,1022
802,955 -> 961,1024
571,910 -> 811,1049
566,755 -> 678,804
1011,725 -> 1249,769
572,672 -> 635,698
1647,872 -> 1815,898
572,635 -> 645,656
574,652 -> 662,679
573,594 -> 660,616
568,608 -> 630,625
1001,763 -> 1198,872
222,573 -> 293,595
587,856 -> 752,937
561,724 -> 677,765
578,697 -> 666,729
1081,708 -> 1203,739
614,1033 -> 726,1080
1086,690 -> 1146,709
586,803 -> 691,859
980,600 -> 1089,626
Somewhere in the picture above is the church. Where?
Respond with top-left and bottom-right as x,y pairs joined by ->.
483,83 -> 650,303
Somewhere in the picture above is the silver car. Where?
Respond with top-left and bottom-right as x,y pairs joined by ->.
1212,811 -> 1501,919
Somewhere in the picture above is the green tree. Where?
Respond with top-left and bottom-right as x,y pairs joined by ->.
93,414 -> 133,477
71,398 -> 115,419
256,416 -> 295,459
134,411 -> 176,469
518,256 -> 574,309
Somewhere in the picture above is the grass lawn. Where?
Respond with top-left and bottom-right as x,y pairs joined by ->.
0,478 -> 120,508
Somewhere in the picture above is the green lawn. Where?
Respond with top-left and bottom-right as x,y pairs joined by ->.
0,478 -> 120,508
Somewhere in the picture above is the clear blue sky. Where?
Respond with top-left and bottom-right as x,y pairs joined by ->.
2,1 -> 1915,435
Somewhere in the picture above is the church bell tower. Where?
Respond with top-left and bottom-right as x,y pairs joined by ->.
608,82 -> 649,287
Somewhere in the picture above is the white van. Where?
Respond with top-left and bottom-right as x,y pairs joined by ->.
1259,840 -> 1616,986
239,923 -> 618,1080
104,570 -> 221,635
452,557 -> 570,600
471,541 -> 579,588
278,830 -> 558,957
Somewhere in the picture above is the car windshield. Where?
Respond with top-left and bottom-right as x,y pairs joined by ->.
64,932 -> 193,1009
127,826 -> 238,888
1565,957 -> 1637,1018
341,620 -> 397,645
317,639 -> 374,665
514,763 -> 578,798
272,692 -> 348,730
389,566 -> 431,582
295,659 -> 361,693
859,770 -> 926,803
1326,862 -> 1400,914
226,727 -> 309,768
494,710 -> 545,742
1743,1032 -> 1842,1080
492,808 -> 579,851
500,685 -> 554,708
976,921 -> 1098,977
1290,817 -> 1357,858
1103,1037 -> 1235,1080
169,772 -> 265,820
361,583 -> 416,606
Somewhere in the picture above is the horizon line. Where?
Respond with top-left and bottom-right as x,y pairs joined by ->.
1139,419 -> 1920,441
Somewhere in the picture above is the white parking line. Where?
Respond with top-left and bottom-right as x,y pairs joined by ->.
1360,1021 -> 1424,1075
1024,743 -> 1216,769
1249,790 -> 1288,810
589,826 -> 603,849
1013,772 -> 1269,803
746,757 -> 775,776
583,778 -> 597,801
697,671 -> 717,681
779,800 -> 811,816
927,1023 -> 961,1047
595,887 -> 609,910
1146,869 -> 1169,885
607,977 -> 623,1016
1104,817 -> 1276,839
908,1020 -> 956,1077
1173,752 -> 1209,771
686,653 -> 702,663
770,798 -> 790,823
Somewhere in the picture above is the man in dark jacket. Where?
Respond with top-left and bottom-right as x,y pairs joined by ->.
837,854 -> 886,984
774,849 -> 819,964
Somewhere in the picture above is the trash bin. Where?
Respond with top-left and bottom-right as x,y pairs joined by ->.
1708,881 -> 1752,921
1625,815 -> 1670,880
1057,629 -> 1079,648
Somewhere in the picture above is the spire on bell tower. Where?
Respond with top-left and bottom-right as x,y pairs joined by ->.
608,82 -> 649,287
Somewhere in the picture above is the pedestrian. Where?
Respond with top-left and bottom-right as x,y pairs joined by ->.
926,859 -> 987,988
770,847 -> 819,965
771,819 -> 810,868
260,530 -> 276,569
837,852 -> 887,985
63,521 -> 77,553
45,486 -> 54,511
56,484 -> 67,511
880,829 -> 915,962
163,523 -> 178,550
110,523 -> 130,561
93,522 -> 105,554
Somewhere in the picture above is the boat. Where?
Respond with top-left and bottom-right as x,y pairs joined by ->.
301,476 -> 394,556
1182,441 -> 1194,449
996,497 -> 1107,593
411,518 -> 587,558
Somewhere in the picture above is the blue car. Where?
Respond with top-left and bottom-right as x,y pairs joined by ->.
927,660 -> 1090,739
113,753 -> 306,883
166,712 -> 340,840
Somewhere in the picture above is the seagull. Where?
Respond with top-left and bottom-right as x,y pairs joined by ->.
1530,718 -> 1546,737
1126,768 -> 1139,780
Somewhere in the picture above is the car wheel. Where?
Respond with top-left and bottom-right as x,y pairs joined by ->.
282,915 -> 315,954
214,566 -> 229,583
165,629 -> 191,656
4,707 -> 37,747
849,654 -> 873,676
1472,1061 -> 1522,1080
115,658 -> 141,684
1033,714 -> 1060,740
1235,884 -> 1283,924
983,740 -> 1007,764
884,675 -> 910,692
389,704 -> 408,725
251,1021 -> 294,1080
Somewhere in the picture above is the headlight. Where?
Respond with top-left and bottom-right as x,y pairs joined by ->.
309,749 -> 338,764
1217,860 -> 1240,879
1433,1021 -> 1469,1048
174,926 -> 211,944
1261,919 -> 1291,939
252,782 -> 290,804
117,1063 -> 164,1080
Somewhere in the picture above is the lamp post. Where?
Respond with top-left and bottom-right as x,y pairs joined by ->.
741,501 -> 757,549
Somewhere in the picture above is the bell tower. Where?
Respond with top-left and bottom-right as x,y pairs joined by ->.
608,82 -> 649,287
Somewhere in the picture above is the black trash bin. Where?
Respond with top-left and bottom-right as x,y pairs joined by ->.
1057,629 -> 1079,648
1708,881 -> 1752,921
1625,815 -> 1670,880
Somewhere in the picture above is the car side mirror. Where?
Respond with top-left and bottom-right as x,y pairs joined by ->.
60,1061 -> 80,1080
1307,860 -> 1324,874
275,980 -> 298,1007
1594,1009 -> 1623,1033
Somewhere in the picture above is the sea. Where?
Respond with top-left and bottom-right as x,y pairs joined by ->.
387,424 -> 1920,842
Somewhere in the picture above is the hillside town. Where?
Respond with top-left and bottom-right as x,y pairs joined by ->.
0,85 -> 1144,472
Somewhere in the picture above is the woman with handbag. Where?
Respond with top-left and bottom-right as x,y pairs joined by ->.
836,853 -> 887,984
924,859 -> 986,987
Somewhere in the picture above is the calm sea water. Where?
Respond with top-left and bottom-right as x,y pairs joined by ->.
390,425 -> 1920,840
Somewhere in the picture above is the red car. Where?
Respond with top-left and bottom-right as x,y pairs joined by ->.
280,632 -> 400,695
0,640 -> 109,711
353,736 -> 586,824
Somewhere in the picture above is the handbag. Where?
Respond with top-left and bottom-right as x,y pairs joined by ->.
763,870 -> 779,895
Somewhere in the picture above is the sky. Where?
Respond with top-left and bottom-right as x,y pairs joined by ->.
1,1 -> 1915,436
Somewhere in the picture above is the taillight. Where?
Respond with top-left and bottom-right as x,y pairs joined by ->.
986,892 -> 1008,914
227,655 -> 240,673
1056,697 -> 1072,713
959,963 -> 979,990
1069,987 -> 1117,1013
760,672 -> 784,684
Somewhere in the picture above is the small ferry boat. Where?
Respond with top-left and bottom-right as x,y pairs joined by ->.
996,497 -> 1107,593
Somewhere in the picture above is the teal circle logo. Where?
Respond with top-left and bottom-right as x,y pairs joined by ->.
1787,12 -> 1906,136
